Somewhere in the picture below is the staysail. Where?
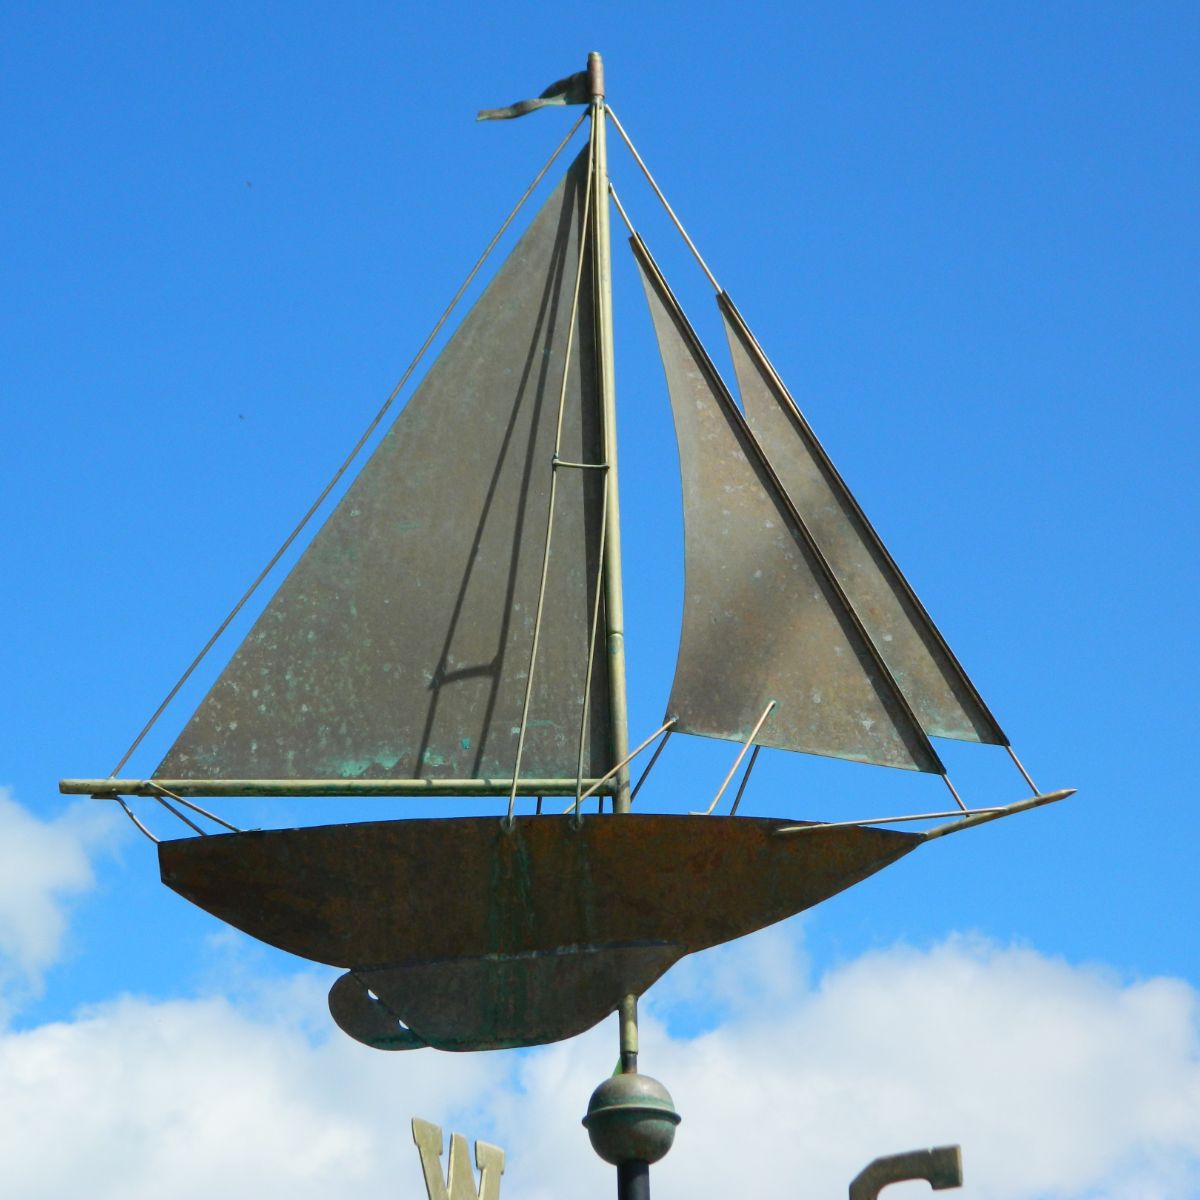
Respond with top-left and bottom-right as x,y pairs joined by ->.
719,295 -> 1006,746
632,237 -> 941,773
156,148 -> 611,784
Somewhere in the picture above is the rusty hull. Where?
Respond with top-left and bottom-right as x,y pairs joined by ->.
159,814 -> 917,964
329,942 -> 682,1052
159,814 -> 918,1049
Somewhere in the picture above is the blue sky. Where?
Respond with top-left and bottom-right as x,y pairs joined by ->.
2,4 -> 1198,1197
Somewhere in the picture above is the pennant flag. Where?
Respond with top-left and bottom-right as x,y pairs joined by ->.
477,70 -> 590,121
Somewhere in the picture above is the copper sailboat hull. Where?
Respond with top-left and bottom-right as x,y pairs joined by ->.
159,814 -> 919,1049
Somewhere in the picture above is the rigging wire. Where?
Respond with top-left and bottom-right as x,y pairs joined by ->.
149,792 -> 206,837
506,133 -> 596,827
694,700 -> 777,815
727,744 -> 763,817
1006,745 -> 1040,796
563,718 -> 676,815
775,808 -> 1005,834
608,183 -> 636,238
628,727 -> 673,806
109,109 -> 589,782
941,774 -> 969,813
778,788 -> 1072,836
145,781 -> 243,833
107,795 -> 159,844
605,105 -> 721,292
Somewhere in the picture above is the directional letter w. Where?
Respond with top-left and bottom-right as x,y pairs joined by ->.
412,1117 -> 505,1200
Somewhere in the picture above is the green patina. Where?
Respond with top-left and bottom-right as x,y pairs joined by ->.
324,750 -> 405,778
488,824 -> 536,957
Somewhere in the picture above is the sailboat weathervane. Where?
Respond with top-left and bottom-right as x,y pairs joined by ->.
62,51 -> 1071,1197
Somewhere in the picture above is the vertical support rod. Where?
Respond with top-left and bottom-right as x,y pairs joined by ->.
588,51 -> 632,817
617,1162 -> 650,1200
619,993 -> 639,1073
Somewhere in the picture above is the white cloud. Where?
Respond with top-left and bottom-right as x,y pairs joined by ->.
0,984 -> 502,1200
0,929 -> 1197,1199
631,934 -> 1200,1200
0,787 -> 121,1002
0,789 -> 1191,1198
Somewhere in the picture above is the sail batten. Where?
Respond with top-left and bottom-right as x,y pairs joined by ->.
631,236 -> 942,774
156,149 -> 611,785
718,294 -> 1006,746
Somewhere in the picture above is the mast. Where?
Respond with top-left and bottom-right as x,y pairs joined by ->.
588,52 -> 632,816
587,54 -> 660,1200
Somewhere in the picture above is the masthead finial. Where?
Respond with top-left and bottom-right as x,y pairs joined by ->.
588,51 -> 605,100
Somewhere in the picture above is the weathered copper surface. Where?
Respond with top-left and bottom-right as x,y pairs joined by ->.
719,293 -> 1005,746
583,1073 -> 680,1166
157,146 -> 609,785
331,942 -> 681,1052
158,814 -> 919,967
328,971 -> 428,1050
849,1146 -> 963,1199
632,237 -> 939,772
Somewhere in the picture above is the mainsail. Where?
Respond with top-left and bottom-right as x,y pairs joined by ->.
157,148 -> 611,784
719,295 -> 1006,746
632,236 -> 942,773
